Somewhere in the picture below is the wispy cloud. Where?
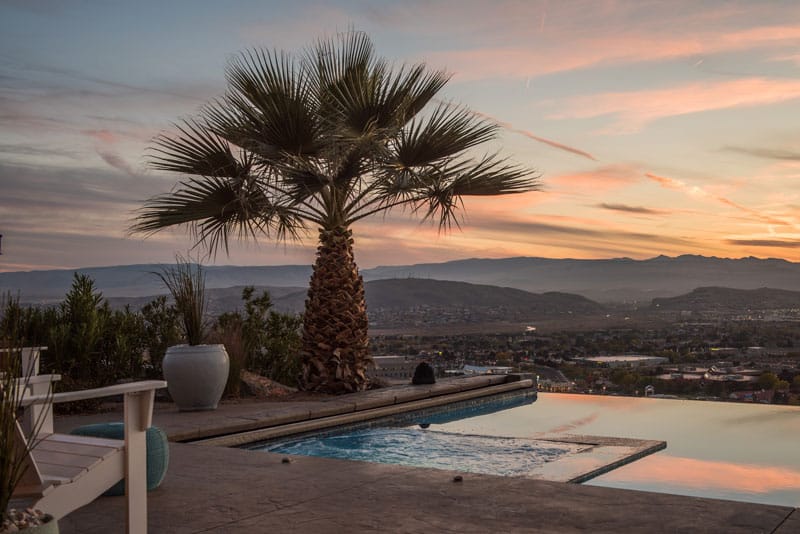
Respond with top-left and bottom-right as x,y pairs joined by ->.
598,203 -> 669,215
422,2 -> 800,81
726,239 -> 800,249
723,146 -> 800,161
646,172 -> 790,226
459,108 -> 597,161
97,150 -> 137,176
0,143 -> 77,158
552,78 -> 800,133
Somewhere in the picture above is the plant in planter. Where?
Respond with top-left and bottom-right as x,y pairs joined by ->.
156,258 -> 229,411
1,297 -> 58,533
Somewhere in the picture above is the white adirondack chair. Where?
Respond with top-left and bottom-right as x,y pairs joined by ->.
13,379 -> 167,534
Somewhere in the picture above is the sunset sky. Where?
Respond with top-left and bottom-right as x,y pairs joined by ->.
2,0 -> 800,272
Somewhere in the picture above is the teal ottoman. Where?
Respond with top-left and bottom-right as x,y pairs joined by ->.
70,422 -> 169,496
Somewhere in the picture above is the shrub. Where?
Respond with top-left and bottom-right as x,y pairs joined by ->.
217,287 -> 302,387
140,296 -> 181,378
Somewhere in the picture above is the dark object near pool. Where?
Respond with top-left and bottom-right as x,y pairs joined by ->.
453,475 -> 463,483
412,362 -> 436,385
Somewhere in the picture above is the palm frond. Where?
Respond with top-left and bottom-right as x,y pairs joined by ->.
150,119 -> 249,178
130,175 -> 305,255
393,102 -> 498,167
416,155 -> 540,230
444,155 -> 541,196
310,33 -> 448,139
207,48 -> 321,159
351,154 -> 539,229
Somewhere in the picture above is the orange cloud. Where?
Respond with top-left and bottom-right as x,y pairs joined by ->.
552,78 -> 800,132
645,172 -> 790,226
551,165 -> 641,193
605,455 -> 800,494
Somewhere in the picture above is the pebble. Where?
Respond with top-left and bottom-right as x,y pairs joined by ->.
281,457 -> 292,464
453,475 -> 463,482
3,508 -> 47,532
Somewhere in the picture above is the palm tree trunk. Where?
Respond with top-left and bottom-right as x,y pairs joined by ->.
299,226 -> 371,393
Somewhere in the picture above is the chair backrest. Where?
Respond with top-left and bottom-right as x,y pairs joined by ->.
20,347 -> 43,378
12,419 -> 45,496
0,346 -> 45,378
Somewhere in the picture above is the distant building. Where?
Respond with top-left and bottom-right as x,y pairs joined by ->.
368,355 -> 422,381
463,364 -> 514,375
576,355 -> 669,368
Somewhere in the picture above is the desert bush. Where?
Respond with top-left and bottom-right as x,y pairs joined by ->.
217,286 -> 302,387
99,306 -> 148,382
209,319 -> 246,397
140,296 -> 181,377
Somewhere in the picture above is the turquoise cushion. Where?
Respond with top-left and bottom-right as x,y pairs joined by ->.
69,422 -> 169,496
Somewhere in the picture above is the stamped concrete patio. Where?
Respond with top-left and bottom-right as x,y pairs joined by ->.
52,376 -> 797,533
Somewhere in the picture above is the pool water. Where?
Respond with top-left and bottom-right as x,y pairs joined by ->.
253,392 -> 800,507
439,392 -> 800,507
263,428 -> 589,477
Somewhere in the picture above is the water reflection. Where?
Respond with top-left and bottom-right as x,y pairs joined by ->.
437,392 -> 800,507
603,455 -> 800,494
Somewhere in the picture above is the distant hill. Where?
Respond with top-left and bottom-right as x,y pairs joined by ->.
102,279 -> 604,320
4,255 -> 800,303
106,285 -> 307,316
364,278 -> 603,314
651,287 -> 800,312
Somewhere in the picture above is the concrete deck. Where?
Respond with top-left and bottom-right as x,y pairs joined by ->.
50,376 -> 798,533
55,374 -> 514,442
58,443 -> 796,533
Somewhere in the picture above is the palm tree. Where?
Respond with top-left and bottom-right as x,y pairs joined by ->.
131,31 -> 540,394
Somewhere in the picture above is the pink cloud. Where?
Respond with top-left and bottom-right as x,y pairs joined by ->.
427,20 -> 800,81
551,164 -> 641,192
83,129 -> 118,144
552,78 -> 800,132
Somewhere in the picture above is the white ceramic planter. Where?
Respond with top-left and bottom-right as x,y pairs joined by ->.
163,344 -> 229,411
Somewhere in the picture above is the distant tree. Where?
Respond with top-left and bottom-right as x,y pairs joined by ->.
47,273 -> 108,382
757,372 -> 779,390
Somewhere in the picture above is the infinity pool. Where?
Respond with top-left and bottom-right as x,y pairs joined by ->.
254,392 -> 800,507
439,393 -> 800,507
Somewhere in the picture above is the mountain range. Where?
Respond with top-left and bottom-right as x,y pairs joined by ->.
3,255 -> 800,303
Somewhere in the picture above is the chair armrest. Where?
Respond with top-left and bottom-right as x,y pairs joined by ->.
17,374 -> 61,386
21,380 -> 167,406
